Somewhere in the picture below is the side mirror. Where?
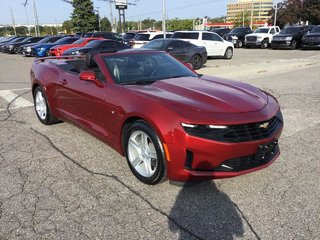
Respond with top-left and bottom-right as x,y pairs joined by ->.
79,71 -> 104,88
79,71 -> 96,81
183,62 -> 194,71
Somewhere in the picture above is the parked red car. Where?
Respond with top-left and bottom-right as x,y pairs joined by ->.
49,38 -> 102,56
31,51 -> 283,185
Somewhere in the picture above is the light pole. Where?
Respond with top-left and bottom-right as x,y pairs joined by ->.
274,0 -> 278,26
22,2 -> 31,35
250,0 -> 254,29
162,0 -> 166,38
10,7 -> 17,36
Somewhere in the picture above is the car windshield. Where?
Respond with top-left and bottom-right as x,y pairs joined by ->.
10,37 -> 26,43
280,27 -> 302,34
20,37 -> 33,43
254,28 -> 269,33
85,40 -> 103,47
230,28 -> 246,34
123,33 -> 136,40
134,34 -> 150,41
37,36 -> 54,43
103,52 -> 198,85
73,38 -> 87,44
54,37 -> 77,44
142,40 -> 167,49
311,26 -> 320,33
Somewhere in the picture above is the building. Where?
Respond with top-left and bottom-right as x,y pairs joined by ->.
227,0 -> 273,24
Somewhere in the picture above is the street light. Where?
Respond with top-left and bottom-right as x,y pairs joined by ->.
162,0 -> 166,38
22,2 -> 31,35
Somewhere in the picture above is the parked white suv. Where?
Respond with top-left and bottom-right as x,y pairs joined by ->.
171,31 -> 234,59
245,26 -> 281,48
131,32 -> 173,48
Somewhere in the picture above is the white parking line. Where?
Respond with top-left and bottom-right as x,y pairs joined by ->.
0,90 -> 33,112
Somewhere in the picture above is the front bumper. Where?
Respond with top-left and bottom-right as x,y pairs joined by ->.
271,40 -> 293,49
245,40 -> 263,47
165,111 -> 283,182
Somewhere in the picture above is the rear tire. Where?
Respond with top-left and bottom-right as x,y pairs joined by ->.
33,86 -> 60,125
123,120 -> 167,185
224,47 -> 233,59
190,54 -> 202,70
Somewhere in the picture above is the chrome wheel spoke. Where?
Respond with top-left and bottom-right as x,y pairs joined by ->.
35,91 -> 47,120
128,130 -> 158,178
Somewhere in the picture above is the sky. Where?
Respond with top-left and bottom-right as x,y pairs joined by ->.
0,0 -> 231,25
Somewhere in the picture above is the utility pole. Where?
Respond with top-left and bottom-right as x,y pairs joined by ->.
32,0 -> 40,36
162,0 -> 166,38
10,7 -> 17,36
250,0 -> 254,29
22,2 -> 31,35
108,1 -> 115,32
274,0 -> 278,26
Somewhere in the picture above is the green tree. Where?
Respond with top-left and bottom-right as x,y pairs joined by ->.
232,10 -> 252,27
70,0 -> 97,32
269,0 -> 303,28
100,17 -> 112,32
62,20 -> 73,34
302,0 -> 320,24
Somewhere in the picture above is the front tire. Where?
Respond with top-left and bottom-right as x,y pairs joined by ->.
237,40 -> 244,48
190,54 -> 202,70
33,86 -> 60,125
224,47 -> 233,59
124,120 -> 167,185
261,39 -> 269,49
290,40 -> 297,49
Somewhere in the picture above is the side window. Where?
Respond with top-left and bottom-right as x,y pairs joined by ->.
270,28 -> 275,34
203,33 -> 221,41
152,34 -> 164,40
168,41 -> 183,49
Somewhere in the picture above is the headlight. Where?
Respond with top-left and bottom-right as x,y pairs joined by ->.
257,36 -> 263,39
231,36 -> 238,40
286,37 -> 293,41
9,45 -> 14,49
181,123 -> 229,140
26,46 -> 31,50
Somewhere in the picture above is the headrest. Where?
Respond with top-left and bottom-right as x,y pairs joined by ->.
85,52 -> 97,68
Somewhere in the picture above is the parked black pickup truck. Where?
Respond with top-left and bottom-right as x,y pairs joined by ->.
223,27 -> 252,48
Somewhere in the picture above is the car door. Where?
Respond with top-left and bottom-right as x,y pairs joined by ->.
55,69 -> 111,141
202,32 -> 225,56
166,41 -> 188,61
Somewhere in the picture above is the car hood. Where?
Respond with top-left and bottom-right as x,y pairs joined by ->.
34,43 -> 56,48
128,76 -> 268,113
304,33 -> 320,37
276,33 -> 296,37
225,32 -> 246,37
21,43 -> 37,48
51,43 -> 82,50
246,33 -> 269,37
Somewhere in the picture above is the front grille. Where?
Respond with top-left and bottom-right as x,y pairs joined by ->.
212,140 -> 279,172
246,36 -> 257,41
223,117 -> 278,142
183,111 -> 283,143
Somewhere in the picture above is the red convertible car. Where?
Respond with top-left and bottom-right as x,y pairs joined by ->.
49,37 -> 102,56
31,51 -> 283,185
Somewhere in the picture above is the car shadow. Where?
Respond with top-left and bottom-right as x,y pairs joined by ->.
168,178 -> 244,239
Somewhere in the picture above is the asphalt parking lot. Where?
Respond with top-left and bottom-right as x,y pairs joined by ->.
0,48 -> 320,240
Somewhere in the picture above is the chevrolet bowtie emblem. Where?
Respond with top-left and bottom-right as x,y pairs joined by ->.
259,122 -> 269,129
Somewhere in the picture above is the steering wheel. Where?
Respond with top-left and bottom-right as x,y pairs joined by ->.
142,57 -> 157,76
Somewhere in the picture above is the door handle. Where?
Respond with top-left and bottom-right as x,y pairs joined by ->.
60,79 -> 67,85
